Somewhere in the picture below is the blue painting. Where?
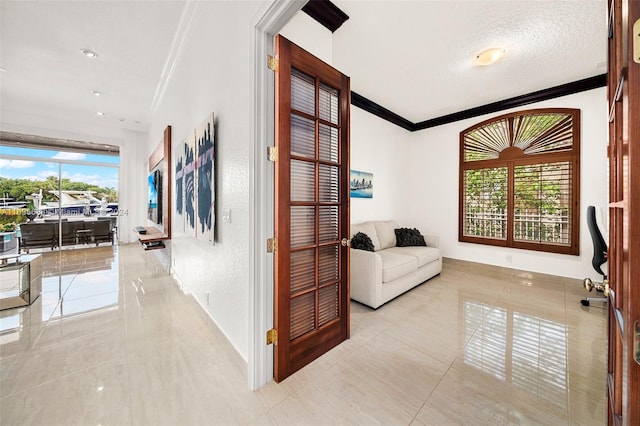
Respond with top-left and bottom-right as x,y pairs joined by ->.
174,140 -> 185,234
195,113 -> 215,243
350,170 -> 373,198
183,134 -> 196,236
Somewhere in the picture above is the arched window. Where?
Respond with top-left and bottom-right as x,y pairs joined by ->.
459,108 -> 580,255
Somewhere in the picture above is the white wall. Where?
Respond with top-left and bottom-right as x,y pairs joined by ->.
350,107 -> 414,225
118,130 -> 148,243
406,88 -> 608,281
146,1 -> 264,362
279,11 -> 332,64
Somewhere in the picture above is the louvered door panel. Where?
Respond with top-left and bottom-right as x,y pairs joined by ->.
274,36 -> 350,382
319,83 -> 339,124
318,245 -> 339,285
291,115 -> 316,158
291,160 -> 315,202
290,249 -> 315,294
291,69 -> 315,116
290,292 -> 315,340
290,206 -> 315,248
318,284 -> 339,327
318,206 -> 339,243
319,124 -> 339,163
319,165 -> 339,203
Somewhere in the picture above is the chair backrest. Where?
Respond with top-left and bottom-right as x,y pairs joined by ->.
90,220 -> 111,236
587,205 -> 608,277
61,221 -> 86,243
20,222 -> 55,238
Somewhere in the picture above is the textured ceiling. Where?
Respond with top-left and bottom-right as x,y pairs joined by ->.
332,0 -> 607,122
0,1 -> 607,139
0,1 -> 185,133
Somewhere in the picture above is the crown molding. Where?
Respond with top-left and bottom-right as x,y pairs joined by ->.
351,92 -> 413,131
352,74 -> 607,132
414,74 -> 607,130
302,0 -> 349,33
148,1 -> 202,116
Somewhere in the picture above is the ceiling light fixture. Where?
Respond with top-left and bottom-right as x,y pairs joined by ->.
81,49 -> 99,59
92,90 -> 103,97
475,48 -> 506,66
0,67 -> 6,72
96,111 -> 105,116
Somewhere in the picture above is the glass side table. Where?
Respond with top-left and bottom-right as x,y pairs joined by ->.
0,254 -> 42,310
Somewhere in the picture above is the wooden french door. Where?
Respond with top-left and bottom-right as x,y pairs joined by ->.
273,35 -> 350,382
606,1 -> 640,424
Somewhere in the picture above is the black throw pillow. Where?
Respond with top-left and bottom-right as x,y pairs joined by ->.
350,232 -> 375,251
394,227 -> 427,247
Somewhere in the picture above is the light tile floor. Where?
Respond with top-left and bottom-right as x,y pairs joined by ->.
0,245 -> 607,425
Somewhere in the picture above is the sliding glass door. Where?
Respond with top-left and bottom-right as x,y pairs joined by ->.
0,145 -> 119,253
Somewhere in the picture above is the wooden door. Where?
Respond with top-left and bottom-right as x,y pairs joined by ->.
606,1 -> 640,424
273,35 -> 351,382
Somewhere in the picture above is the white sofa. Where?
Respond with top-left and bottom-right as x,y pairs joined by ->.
350,220 -> 442,309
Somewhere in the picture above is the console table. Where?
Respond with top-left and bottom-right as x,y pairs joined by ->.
133,227 -> 168,250
0,254 -> 42,310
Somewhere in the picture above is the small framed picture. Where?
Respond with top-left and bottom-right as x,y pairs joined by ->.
350,170 -> 373,198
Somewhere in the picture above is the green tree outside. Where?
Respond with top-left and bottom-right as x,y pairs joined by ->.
464,163 -> 569,242
0,177 -> 118,209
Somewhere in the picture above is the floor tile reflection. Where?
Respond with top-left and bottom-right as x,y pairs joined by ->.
0,248 -> 607,425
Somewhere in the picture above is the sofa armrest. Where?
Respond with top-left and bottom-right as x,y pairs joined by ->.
424,235 -> 440,249
349,248 -> 383,308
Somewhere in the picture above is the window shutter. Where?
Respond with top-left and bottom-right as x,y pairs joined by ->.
463,167 -> 508,239
513,161 -> 573,245
459,108 -> 579,255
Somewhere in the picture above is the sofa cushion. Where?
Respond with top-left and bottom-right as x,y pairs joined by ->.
386,246 -> 440,268
377,251 -> 418,283
351,222 -> 380,251
373,220 -> 398,250
351,232 -> 374,251
395,227 -> 427,247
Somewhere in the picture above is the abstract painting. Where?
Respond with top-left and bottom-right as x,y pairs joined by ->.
195,113 -> 215,243
183,132 -> 197,237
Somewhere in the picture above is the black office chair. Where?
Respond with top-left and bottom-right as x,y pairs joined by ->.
581,205 -> 608,306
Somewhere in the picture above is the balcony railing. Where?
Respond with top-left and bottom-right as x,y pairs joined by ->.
464,209 -> 570,244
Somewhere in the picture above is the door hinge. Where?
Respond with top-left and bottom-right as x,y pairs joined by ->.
266,328 -> 278,345
267,146 -> 278,162
267,55 -> 279,71
633,19 -> 640,64
267,237 -> 278,253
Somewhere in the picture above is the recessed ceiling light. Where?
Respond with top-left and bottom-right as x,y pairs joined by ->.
92,90 -> 103,97
96,112 -> 105,116
0,67 -> 6,72
475,48 -> 506,66
81,49 -> 99,59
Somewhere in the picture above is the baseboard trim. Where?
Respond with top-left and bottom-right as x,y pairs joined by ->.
442,257 -> 581,285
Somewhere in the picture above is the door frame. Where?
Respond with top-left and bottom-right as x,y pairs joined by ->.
249,0 -> 306,390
